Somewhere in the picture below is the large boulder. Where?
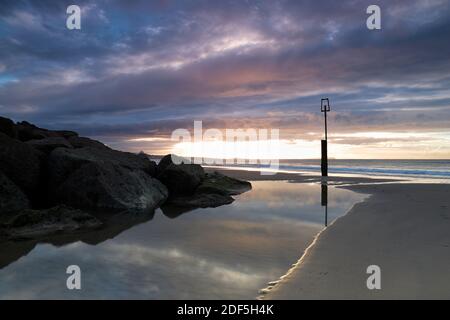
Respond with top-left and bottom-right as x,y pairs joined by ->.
137,152 -> 157,176
0,132 -> 42,194
16,121 -> 78,142
16,121 -> 54,141
0,116 -> 17,138
54,130 -> 78,139
162,171 -> 252,216
156,154 -> 205,196
0,171 -> 30,213
27,137 -> 73,154
156,154 -> 191,174
196,171 -> 252,196
53,162 -> 168,211
0,205 -> 102,240
48,147 -> 157,187
68,136 -> 110,150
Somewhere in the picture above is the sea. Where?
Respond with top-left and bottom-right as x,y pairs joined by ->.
201,159 -> 450,180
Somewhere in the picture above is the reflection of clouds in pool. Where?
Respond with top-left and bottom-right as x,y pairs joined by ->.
0,241 -> 268,299
228,181 -> 365,224
0,181 -> 365,299
102,243 -> 267,296
0,242 -> 163,299
239,181 -> 363,208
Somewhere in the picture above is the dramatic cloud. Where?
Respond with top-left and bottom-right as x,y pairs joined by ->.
1,0 -> 449,157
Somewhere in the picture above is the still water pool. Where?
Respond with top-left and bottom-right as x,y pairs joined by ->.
0,181 -> 365,299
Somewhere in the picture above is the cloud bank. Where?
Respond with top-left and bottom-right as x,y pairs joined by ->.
1,0 -> 449,157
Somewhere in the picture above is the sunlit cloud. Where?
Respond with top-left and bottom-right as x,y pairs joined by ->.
0,0 -> 449,158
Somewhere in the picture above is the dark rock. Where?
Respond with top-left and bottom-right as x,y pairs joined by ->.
157,154 -> 205,196
157,154 -> 175,173
163,171 -> 252,216
0,132 -> 42,194
0,205 -> 102,240
53,162 -> 168,211
0,120 -> 255,246
0,118 -> 252,223
16,121 -> 52,141
0,171 -> 30,213
16,121 -> 78,141
137,152 -> 157,176
48,147 -> 158,187
68,136 -> 109,150
54,130 -> 78,139
156,154 -> 191,174
197,171 -> 252,196
0,116 -> 17,138
26,137 -> 73,154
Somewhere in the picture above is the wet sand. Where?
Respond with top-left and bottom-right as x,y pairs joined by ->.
211,168 -> 450,299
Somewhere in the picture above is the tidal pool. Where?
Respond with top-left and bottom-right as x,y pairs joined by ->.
0,181 -> 365,299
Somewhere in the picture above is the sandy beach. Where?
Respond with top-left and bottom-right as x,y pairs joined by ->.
212,168 -> 450,299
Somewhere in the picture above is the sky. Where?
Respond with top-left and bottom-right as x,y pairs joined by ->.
1,0 -> 450,159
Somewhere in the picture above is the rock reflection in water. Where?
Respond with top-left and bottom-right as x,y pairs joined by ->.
0,181 -> 365,299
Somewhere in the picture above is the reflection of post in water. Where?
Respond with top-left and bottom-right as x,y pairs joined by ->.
321,183 -> 328,226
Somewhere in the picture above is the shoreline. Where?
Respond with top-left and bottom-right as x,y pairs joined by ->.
211,168 -> 450,299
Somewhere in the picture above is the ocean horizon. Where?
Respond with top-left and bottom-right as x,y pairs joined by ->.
191,159 -> 450,179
